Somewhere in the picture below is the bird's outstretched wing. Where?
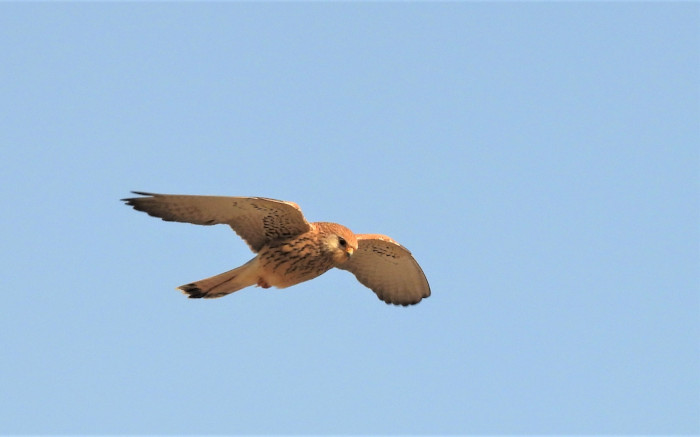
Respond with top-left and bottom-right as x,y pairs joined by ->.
121,192 -> 311,252
337,234 -> 430,306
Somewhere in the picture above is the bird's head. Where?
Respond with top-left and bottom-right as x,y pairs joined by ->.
315,222 -> 358,265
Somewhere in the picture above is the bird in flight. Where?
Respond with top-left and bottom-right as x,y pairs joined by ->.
122,192 -> 430,306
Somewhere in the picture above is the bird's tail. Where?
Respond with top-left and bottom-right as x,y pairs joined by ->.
177,258 -> 259,299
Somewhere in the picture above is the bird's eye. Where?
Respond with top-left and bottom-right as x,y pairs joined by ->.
338,237 -> 347,247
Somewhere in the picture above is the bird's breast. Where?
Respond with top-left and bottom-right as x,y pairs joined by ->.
256,234 -> 336,288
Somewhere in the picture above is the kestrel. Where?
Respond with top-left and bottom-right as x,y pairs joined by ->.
122,192 -> 430,306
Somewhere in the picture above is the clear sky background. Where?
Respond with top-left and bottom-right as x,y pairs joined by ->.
1,2 -> 698,435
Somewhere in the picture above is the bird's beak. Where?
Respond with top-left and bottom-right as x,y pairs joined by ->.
346,247 -> 354,257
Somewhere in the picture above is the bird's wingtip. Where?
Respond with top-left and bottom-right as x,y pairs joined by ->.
121,191 -> 158,203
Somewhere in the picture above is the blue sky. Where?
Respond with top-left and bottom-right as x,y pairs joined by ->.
1,2 -> 698,434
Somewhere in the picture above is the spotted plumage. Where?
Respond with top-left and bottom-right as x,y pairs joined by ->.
122,192 -> 430,306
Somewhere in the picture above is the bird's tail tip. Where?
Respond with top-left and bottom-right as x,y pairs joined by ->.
177,283 -> 210,299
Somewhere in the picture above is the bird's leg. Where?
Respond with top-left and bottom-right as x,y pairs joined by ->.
257,278 -> 271,289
